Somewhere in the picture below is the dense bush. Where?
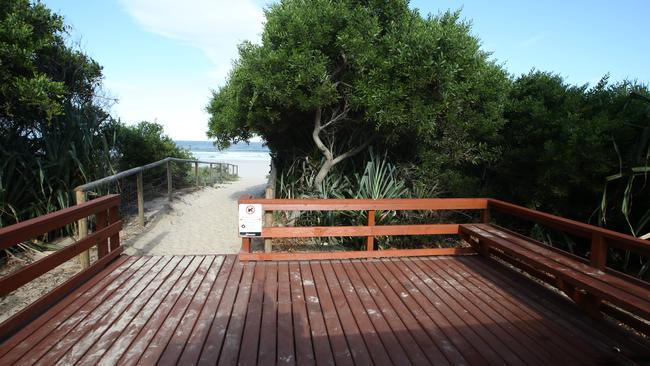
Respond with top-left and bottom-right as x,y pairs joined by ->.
0,2 -> 193,228
207,0 -> 649,241
207,0 -> 509,188
487,72 -> 649,227
0,0 -> 113,226
108,121 -> 193,170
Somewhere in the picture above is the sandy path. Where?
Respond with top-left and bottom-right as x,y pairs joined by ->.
123,176 -> 267,255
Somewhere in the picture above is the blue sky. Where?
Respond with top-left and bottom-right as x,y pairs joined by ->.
43,0 -> 649,140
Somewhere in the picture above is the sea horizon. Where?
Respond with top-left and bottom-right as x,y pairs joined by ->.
175,140 -> 271,162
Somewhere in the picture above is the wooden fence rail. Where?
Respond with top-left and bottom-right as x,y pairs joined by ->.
237,197 -> 488,260
0,194 -> 123,341
74,157 -> 238,268
488,199 -> 650,270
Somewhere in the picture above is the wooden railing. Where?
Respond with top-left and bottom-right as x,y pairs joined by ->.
487,199 -> 650,280
0,194 -> 123,341
74,157 -> 238,268
238,198 -> 488,260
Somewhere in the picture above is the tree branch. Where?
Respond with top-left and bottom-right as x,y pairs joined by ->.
332,135 -> 374,165
312,108 -> 334,161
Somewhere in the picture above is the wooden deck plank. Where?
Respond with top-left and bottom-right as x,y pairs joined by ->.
217,261 -> 255,365
237,259 -> 267,365
155,255 -> 226,366
308,262 -> 353,366
257,261 -> 278,365
2,254 -> 649,365
319,261 -> 374,365
0,255 -> 136,362
15,256 -> 168,365
329,260 -> 394,366
119,256 -> 218,365
400,257 -> 545,365
370,259 -> 490,365
300,261 -> 336,365
81,256 -> 204,365
460,256 -> 650,363
340,259 -> 418,365
355,259 -> 451,366
174,255 -> 235,365
288,261 -> 316,365
196,255 -> 244,365
276,261 -> 296,365
428,257 -> 592,365
55,256 -> 193,365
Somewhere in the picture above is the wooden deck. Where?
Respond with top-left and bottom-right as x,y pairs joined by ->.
2,254 -> 649,365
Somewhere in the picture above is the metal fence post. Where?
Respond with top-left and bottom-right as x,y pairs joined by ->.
136,171 -> 145,227
75,189 -> 90,269
167,160 -> 172,202
195,162 -> 199,187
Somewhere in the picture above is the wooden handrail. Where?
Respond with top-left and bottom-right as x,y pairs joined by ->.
488,199 -> 650,257
0,195 -> 120,250
239,198 -> 488,211
260,224 -> 460,238
238,197 -> 488,256
0,194 -> 122,294
0,221 -> 121,296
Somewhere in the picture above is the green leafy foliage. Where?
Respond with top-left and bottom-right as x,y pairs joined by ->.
0,0 -> 113,226
488,72 -> 648,221
207,0 -> 509,182
108,121 -> 193,170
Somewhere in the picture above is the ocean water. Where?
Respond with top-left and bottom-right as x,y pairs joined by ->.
175,140 -> 270,162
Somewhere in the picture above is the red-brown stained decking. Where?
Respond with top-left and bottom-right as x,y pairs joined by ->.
1,255 -> 649,365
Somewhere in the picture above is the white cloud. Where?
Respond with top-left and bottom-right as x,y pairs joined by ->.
114,0 -> 265,140
120,0 -> 265,84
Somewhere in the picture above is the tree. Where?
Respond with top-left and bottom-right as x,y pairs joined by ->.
207,0 -> 509,188
109,121 -> 193,169
488,71 -> 648,221
0,0 -> 112,225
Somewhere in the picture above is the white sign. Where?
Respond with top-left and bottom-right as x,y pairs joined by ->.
238,203 -> 263,237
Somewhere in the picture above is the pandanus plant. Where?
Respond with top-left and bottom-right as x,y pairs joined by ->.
598,91 -> 650,278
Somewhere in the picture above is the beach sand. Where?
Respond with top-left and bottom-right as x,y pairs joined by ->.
123,158 -> 270,255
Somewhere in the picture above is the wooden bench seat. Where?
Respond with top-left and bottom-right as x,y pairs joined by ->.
458,223 -> 650,322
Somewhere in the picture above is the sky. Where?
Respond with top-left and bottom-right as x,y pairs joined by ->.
43,0 -> 649,141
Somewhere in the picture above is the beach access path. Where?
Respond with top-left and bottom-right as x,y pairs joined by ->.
123,174 -> 267,256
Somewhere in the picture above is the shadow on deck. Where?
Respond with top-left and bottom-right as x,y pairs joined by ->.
2,254 -> 649,365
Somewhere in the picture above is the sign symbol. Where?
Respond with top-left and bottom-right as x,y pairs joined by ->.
246,205 -> 255,214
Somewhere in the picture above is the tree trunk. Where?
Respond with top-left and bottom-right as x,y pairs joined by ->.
311,107 -> 371,188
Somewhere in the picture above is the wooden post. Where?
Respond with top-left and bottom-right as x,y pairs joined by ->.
136,171 -> 144,227
195,162 -> 199,187
367,210 -> 375,251
109,206 -> 121,251
76,189 -> 90,269
264,186 -> 274,253
590,234 -> 607,269
242,237 -> 251,253
96,210 -> 108,258
481,208 -> 490,224
167,160 -> 172,202
209,163 -> 213,184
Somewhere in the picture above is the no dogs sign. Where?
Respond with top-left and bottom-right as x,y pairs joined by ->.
238,203 -> 262,237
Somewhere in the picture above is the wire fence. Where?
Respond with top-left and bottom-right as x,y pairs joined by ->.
76,158 -> 238,224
